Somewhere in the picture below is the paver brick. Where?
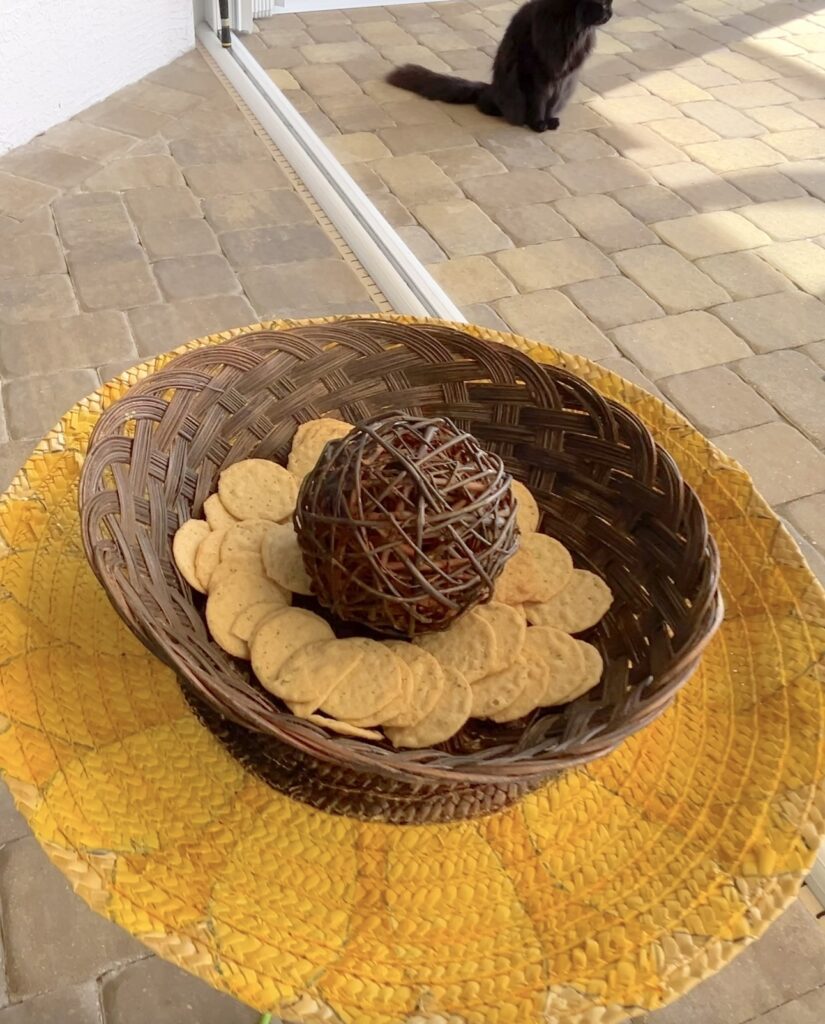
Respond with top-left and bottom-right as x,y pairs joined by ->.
764,128 -> 825,159
240,259 -> 378,318
716,420 -> 825,505
122,186 -> 202,224
686,138 -> 785,172
0,171 -> 58,220
169,134 -> 271,166
474,129 -> 561,170
735,349 -> 825,445
759,240 -> 825,296
128,295 -> 256,356
589,95 -> 683,124
372,193 -> 416,226
153,254 -> 239,300
652,162 -> 748,212
372,154 -> 463,206
3,366 -> 101,440
594,125 -> 686,167
70,250 -> 159,311
0,275 -> 78,324
396,225 -> 447,262
781,492 -> 825,552
463,169 -> 567,209
677,101 -> 764,139
53,192 -> 136,248
0,312 -> 134,377
183,159 -> 289,195
658,365 -> 777,436
413,199 -> 511,256
494,239 -> 616,291
0,440 -> 38,492
564,276 -> 664,330
0,782 -> 29,844
749,105 -> 817,132
138,217 -> 219,259
739,196 -> 825,240
610,311 -> 750,379
427,255 -> 517,304
724,168 -> 806,203
695,252 -> 794,299
491,204 -> 576,245
611,184 -> 693,223
430,146 -> 507,180
101,956 -> 257,1024
598,356 -> 664,399
647,117 -> 719,146
779,159 -> 825,201
652,210 -> 771,257
555,195 -> 656,252
80,101 -> 175,138
613,245 -> 729,313
326,132 -> 393,164
495,290 -> 617,358
291,64 -> 363,97
378,123 -> 475,155
316,94 -> 396,132
0,235 -> 64,279
552,156 -> 651,195
0,147 -> 101,188
0,983 -> 103,1023
32,120 -> 135,162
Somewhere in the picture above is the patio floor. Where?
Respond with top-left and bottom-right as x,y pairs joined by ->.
0,0 -> 824,1021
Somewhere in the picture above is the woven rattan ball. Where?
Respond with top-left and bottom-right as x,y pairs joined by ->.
295,414 -> 518,637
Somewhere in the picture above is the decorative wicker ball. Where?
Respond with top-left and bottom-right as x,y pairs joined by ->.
294,413 -> 518,637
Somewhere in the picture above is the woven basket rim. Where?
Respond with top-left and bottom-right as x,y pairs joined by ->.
79,318 -> 723,786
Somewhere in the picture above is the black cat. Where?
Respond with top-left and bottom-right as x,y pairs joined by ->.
386,0 -> 612,132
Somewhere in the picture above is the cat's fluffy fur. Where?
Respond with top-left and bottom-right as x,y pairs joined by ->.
386,0 -> 612,132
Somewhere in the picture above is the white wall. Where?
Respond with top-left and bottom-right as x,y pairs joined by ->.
0,0 -> 195,155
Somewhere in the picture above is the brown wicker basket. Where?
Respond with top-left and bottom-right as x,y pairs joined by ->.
79,319 -> 722,824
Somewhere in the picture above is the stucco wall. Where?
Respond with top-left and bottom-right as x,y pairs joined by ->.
0,0 -> 195,154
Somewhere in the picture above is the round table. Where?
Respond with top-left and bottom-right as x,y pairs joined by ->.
1,316 -> 823,1024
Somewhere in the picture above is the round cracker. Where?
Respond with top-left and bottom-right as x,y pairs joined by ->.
206,572 -> 288,659
470,661 -> 527,719
219,459 -> 298,522
511,480 -> 540,534
172,519 -> 210,594
347,655 -> 413,728
194,528 -> 226,590
204,493 -> 238,531
522,534 -> 574,599
222,519 -> 275,561
232,600 -> 284,643
250,607 -> 335,696
262,522 -> 312,596
564,641 -> 604,703
381,642 -> 444,728
305,714 -> 382,741
288,418 -> 353,481
488,656 -> 548,722
414,612 -> 498,684
524,626 -> 586,706
321,639 -> 403,723
525,569 -> 613,634
275,638 -> 363,709
207,553 -> 266,593
471,602 -> 526,673
385,667 -> 472,749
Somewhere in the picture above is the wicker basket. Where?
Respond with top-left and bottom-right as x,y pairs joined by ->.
79,319 -> 722,823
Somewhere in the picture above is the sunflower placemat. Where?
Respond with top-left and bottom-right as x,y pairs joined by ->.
1,316 -> 824,1024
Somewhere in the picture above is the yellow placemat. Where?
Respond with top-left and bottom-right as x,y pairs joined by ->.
1,316 -> 824,1024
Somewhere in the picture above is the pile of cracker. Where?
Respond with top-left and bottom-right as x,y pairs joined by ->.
173,418 -> 613,749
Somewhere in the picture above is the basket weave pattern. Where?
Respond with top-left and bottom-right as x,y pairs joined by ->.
79,320 -> 722,807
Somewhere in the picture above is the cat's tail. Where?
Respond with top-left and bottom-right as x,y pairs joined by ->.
386,64 -> 486,105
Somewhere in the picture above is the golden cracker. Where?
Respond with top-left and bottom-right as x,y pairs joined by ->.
385,667 -> 472,749
305,715 -> 382,741
172,519 -> 210,594
287,418 -> 353,481
250,608 -> 335,696
471,602 -> 526,673
262,522 -> 312,596
511,480 -> 540,534
414,611 -> 498,684
525,569 -> 613,634
321,639 -> 403,723
207,553 -> 265,592
194,528 -> 227,590
381,642 -> 444,728
204,493 -> 238,532
206,572 -> 288,660
219,458 -> 297,522
232,601 -> 284,643
276,639 -> 363,710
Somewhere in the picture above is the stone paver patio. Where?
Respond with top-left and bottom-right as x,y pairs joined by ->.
1,0 -> 825,1020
